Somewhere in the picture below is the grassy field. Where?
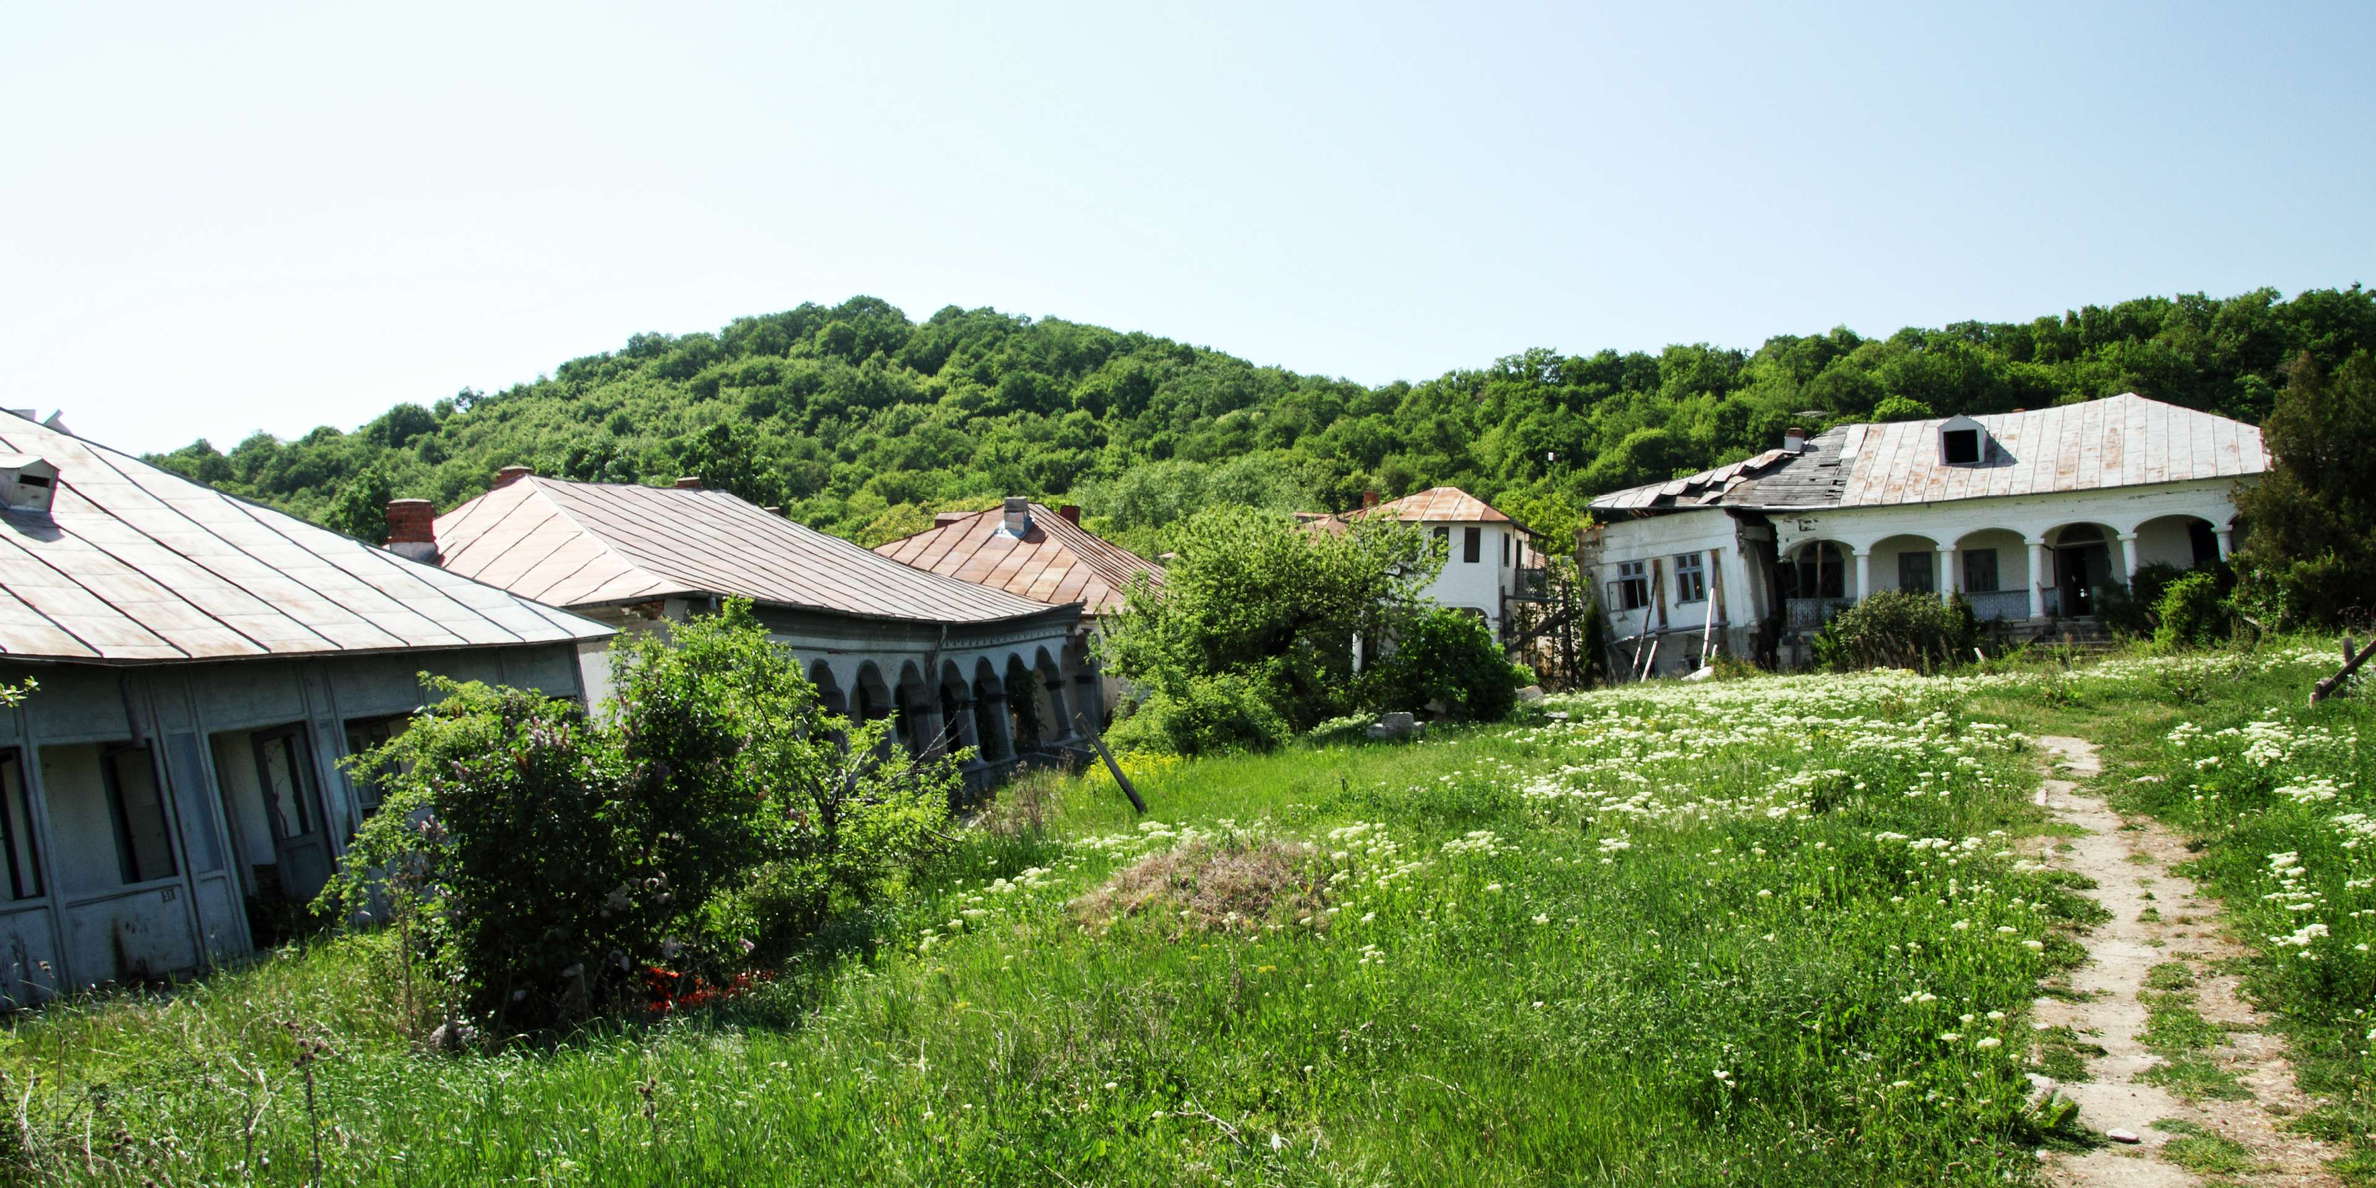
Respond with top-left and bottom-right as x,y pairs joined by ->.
14,649 -> 2365,1186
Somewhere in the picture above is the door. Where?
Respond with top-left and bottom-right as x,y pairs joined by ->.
251,726 -> 332,903
2056,546 -> 2101,615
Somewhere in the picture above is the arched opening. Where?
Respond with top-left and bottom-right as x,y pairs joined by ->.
894,661 -> 934,757
970,658 -> 1010,764
1779,540 -> 1853,630
938,660 -> 979,761
852,663 -> 896,762
1868,533 -> 1944,596
806,660 -> 847,719
2131,514 -> 2221,573
1952,528 -> 2030,620
1033,646 -> 1072,746
1002,655 -> 1042,755
2045,523 -> 2119,617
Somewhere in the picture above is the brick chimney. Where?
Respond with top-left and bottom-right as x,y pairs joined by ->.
1002,496 -> 1031,536
674,476 -> 702,490
385,499 -> 438,564
1058,505 -> 1080,525
492,465 -> 532,490
1361,490 -> 1379,511
1782,427 -> 1807,454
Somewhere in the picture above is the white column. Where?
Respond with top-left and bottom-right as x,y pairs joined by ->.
2116,532 -> 2141,585
1851,546 -> 1871,603
2215,526 -> 2234,560
2025,537 -> 2048,619
1935,544 -> 1956,602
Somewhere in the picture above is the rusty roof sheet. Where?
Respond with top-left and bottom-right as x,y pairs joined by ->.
872,504 -> 1165,616
1591,393 -> 2268,514
435,478 -> 1070,624
0,413 -> 608,664
1336,486 -> 1535,531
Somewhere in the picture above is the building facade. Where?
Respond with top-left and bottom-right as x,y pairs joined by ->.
1326,487 -> 1546,644
1586,394 -> 2266,677
0,414 -> 606,1004
417,472 -> 1097,789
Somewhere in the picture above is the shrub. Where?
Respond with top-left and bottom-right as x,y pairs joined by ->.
1367,607 -> 1528,722
1105,671 -> 1294,757
2153,570 -> 2231,649
324,601 -> 958,1033
1811,590 -> 1980,672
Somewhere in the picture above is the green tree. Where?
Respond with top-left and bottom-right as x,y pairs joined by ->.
2234,351 -> 2376,625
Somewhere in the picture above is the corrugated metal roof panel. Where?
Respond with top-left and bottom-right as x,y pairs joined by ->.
0,414 -> 608,663
873,503 -> 1164,617
438,480 -> 1071,624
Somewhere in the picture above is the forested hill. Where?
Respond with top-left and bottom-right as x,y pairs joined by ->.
149,288 -> 2376,556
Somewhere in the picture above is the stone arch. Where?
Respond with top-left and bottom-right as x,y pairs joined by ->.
806,659 -> 847,718
1867,532 -> 1945,596
970,657 -> 1010,763
938,659 -> 980,760
1002,653 -> 1043,754
893,660 -> 937,756
1031,645 -> 1073,745
851,662 -> 893,725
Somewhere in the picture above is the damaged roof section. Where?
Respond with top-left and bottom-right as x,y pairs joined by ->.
1590,393 -> 2270,515
872,501 -> 1163,617
0,412 -> 608,663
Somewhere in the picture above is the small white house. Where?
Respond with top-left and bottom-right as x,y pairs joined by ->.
1327,486 -> 1546,643
0,413 -> 609,1004
1586,393 -> 2268,677
415,472 -> 1097,791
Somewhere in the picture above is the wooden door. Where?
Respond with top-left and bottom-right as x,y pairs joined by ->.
251,726 -> 331,903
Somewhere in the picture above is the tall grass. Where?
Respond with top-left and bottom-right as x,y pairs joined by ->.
3,671 -> 2102,1185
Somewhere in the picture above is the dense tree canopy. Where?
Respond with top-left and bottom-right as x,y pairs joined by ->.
150,288 -> 2376,555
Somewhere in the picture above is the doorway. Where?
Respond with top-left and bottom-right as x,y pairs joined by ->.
2053,526 -> 2111,617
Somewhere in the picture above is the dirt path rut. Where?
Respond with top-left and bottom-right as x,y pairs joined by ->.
2031,734 -> 2338,1188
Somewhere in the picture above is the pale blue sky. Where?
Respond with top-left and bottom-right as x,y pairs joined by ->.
5,1 -> 2371,455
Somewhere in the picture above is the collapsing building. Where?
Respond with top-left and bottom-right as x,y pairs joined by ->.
0,413 -> 607,1004
413,472 -> 1098,790
1585,394 -> 2267,676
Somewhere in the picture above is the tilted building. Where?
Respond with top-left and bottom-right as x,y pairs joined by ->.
0,413 -> 607,1003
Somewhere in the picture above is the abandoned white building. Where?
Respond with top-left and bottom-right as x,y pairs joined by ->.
872,498 -> 1163,712
1322,487 -> 1547,644
413,471 -> 1097,789
0,413 -> 608,1004
1586,393 -> 2268,676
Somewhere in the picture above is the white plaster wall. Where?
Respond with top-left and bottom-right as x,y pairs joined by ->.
2132,516 -> 2202,570
1595,511 -> 1750,640
1419,523 -> 1519,632
1769,478 -> 2240,571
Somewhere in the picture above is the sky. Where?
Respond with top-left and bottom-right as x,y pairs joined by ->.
4,1 -> 2372,455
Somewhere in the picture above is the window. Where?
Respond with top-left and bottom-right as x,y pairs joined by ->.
1942,429 -> 1980,464
103,746 -> 177,885
1463,526 -> 1481,564
1611,560 -> 1649,610
344,716 -> 409,816
1674,553 -> 1707,603
1501,534 -> 1511,566
1898,551 -> 1936,593
1963,549 -> 2000,593
0,751 -> 40,901
252,727 -> 315,841
1432,526 -> 1449,552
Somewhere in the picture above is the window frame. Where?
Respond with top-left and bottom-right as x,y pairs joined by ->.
1462,526 -> 1481,564
101,744 -> 178,886
1897,550 -> 1936,594
1612,559 -> 1650,611
1962,548 -> 2000,594
0,749 -> 42,902
1673,552 -> 1707,604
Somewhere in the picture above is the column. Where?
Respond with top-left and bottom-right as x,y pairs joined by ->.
976,687 -> 1013,763
2025,537 -> 2048,619
905,695 -> 945,760
1851,546 -> 1872,605
2116,531 -> 2141,585
2215,525 -> 2234,560
1935,544 -> 1956,602
1041,674 -> 1074,746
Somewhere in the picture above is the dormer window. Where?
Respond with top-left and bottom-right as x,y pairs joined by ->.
1937,415 -> 1990,465
0,456 -> 59,515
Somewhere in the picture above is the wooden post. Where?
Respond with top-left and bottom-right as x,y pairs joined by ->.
2311,637 -> 2376,706
1078,714 -> 1147,814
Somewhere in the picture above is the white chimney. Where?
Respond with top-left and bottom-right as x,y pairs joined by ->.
1002,496 -> 1031,536
1783,426 -> 1807,453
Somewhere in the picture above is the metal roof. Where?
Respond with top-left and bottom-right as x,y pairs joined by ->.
1591,394 -> 2269,514
434,477 -> 1071,624
1338,486 -> 1534,531
872,503 -> 1164,616
0,413 -> 608,664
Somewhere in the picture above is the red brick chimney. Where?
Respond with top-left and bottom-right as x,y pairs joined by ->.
385,499 -> 438,564
492,465 -> 532,490
1058,505 -> 1080,525
674,476 -> 702,490
1361,490 -> 1379,511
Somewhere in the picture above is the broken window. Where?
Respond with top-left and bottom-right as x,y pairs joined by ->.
343,716 -> 410,817
1611,560 -> 1650,611
1463,526 -> 1481,564
104,746 -> 177,885
0,750 -> 40,901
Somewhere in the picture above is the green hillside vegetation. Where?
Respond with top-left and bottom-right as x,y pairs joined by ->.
148,288 -> 2376,555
